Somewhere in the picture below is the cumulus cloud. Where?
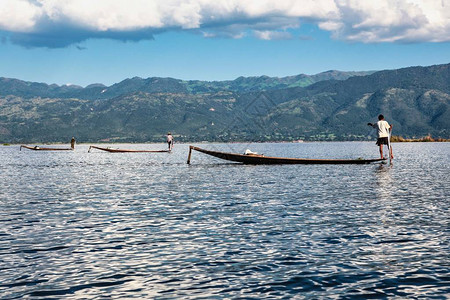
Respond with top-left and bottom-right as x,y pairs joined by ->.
0,0 -> 449,47
254,30 -> 293,40
324,0 -> 450,43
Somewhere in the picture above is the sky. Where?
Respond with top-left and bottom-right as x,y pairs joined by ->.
1,0 -> 450,87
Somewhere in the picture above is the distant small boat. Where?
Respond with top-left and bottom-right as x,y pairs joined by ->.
20,145 -> 74,151
187,146 -> 385,165
88,145 -> 170,153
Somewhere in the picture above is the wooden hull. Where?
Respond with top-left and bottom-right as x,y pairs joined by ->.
88,145 -> 170,153
20,145 -> 73,151
187,146 -> 385,165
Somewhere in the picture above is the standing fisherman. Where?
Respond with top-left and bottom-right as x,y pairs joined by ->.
167,132 -> 174,151
71,137 -> 76,150
368,115 -> 393,160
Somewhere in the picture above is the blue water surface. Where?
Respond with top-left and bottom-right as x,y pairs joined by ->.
0,142 -> 449,299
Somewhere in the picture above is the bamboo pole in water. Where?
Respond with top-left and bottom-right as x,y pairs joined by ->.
187,146 -> 193,164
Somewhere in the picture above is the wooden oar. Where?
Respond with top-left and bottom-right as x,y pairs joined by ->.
387,128 -> 392,165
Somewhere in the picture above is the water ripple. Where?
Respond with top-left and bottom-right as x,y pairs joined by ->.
0,143 -> 449,299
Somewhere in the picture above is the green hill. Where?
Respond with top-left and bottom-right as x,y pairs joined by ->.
0,65 -> 448,143
259,64 -> 450,140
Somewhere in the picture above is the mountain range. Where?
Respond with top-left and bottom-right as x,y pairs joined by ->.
0,65 -> 448,143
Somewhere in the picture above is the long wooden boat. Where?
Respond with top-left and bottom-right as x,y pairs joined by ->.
187,146 -> 385,165
88,145 -> 170,153
20,145 -> 74,151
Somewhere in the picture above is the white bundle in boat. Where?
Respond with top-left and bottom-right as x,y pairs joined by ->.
244,149 -> 258,155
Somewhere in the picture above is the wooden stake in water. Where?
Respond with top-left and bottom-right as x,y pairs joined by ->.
187,146 -> 193,164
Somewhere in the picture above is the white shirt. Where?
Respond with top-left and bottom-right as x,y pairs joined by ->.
374,120 -> 391,138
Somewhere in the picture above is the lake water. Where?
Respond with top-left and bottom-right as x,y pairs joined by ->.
1,142 -> 449,299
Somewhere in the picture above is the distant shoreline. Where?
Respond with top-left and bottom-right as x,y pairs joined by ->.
3,137 -> 449,146
391,135 -> 449,142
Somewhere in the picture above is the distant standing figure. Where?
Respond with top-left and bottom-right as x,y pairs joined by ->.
71,137 -> 76,149
368,114 -> 393,160
167,133 -> 174,151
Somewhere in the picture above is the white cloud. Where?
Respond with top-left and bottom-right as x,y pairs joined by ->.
0,0 -> 42,32
328,0 -> 450,42
0,0 -> 449,47
254,30 -> 293,40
